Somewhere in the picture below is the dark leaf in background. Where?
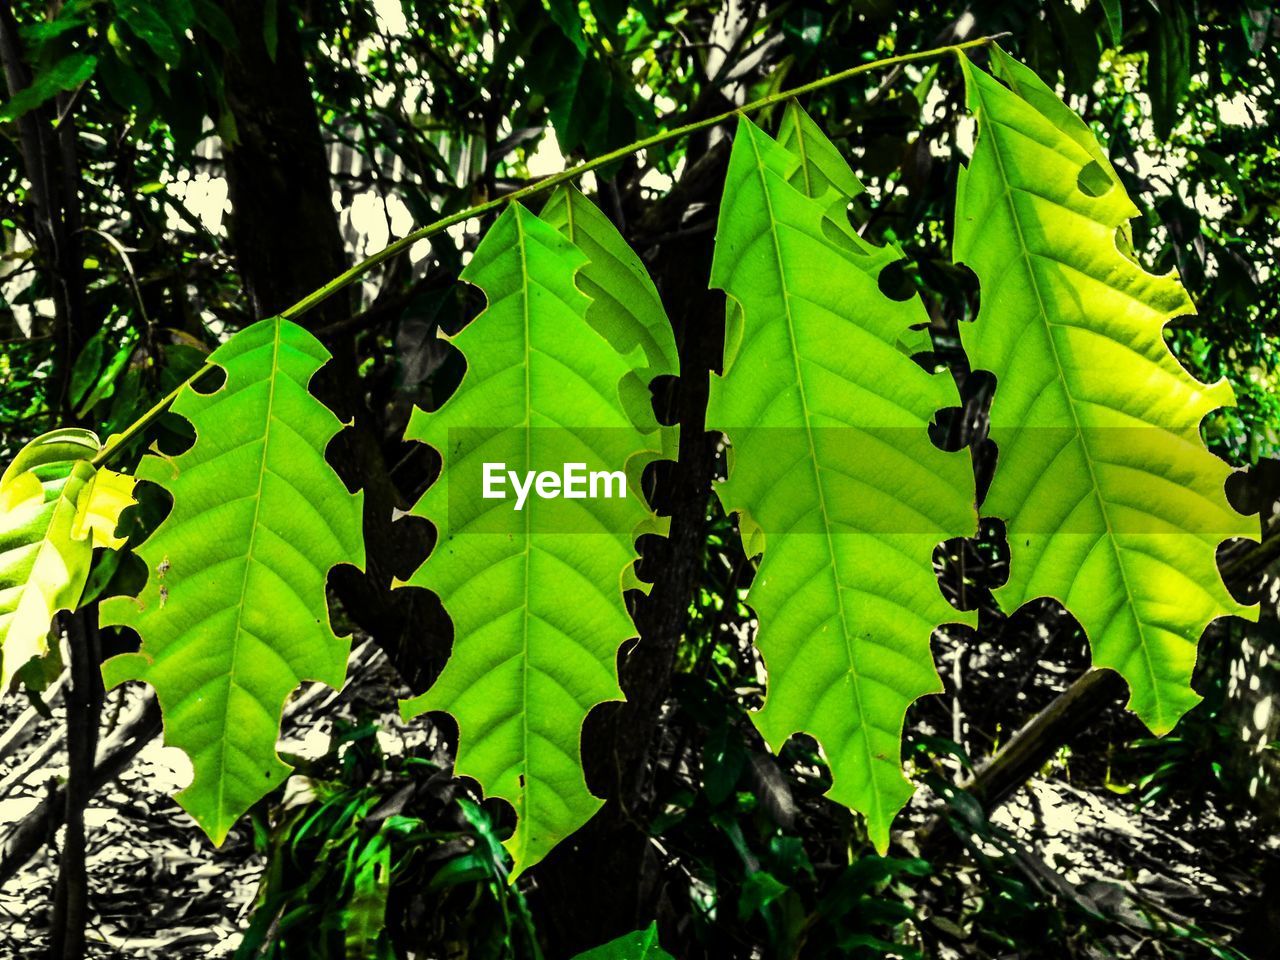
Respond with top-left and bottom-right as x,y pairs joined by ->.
0,51 -> 96,122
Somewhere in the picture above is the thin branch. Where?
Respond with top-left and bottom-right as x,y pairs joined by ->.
87,33 -> 1005,469
279,35 -> 1005,323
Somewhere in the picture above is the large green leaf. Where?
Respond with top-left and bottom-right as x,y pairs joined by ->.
399,200 -> 665,877
708,108 -> 976,851
101,316 -> 365,843
0,428 -> 133,687
953,48 -> 1256,734
570,922 -> 673,960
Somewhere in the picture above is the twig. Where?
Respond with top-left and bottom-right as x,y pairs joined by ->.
0,639 -> 381,888
0,674 -> 67,768
88,34 -> 1007,470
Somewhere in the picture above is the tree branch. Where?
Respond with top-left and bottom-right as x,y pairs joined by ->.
926,524 -> 1279,836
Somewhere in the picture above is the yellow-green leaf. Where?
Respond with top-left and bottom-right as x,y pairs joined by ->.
101,316 -> 366,843
0,428 -> 133,687
398,200 -> 667,877
953,47 -> 1257,734
708,108 -> 976,851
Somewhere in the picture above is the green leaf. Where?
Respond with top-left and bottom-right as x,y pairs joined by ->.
398,201 -> 665,877
570,922 -> 673,960
262,0 -> 279,62
0,429 -> 132,687
78,327 -> 139,416
776,101 -> 865,207
1147,2 -> 1191,139
117,0 -> 186,67
97,50 -> 153,115
539,185 -> 680,399
100,317 -> 366,843
527,32 -> 649,157
344,838 -> 391,959
952,48 -> 1257,735
69,329 -> 106,410
0,52 -> 97,123
1100,0 -> 1123,46
192,0 -> 238,51
546,0 -> 588,55
707,108 -> 976,851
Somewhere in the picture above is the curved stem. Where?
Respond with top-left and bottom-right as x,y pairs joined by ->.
278,34 -> 1001,322
90,376 -> 189,466
90,34 -> 1003,469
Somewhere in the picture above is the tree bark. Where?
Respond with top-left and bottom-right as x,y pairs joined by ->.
218,0 -> 448,691
525,138 -> 731,960
220,0 -> 347,326
48,613 -> 102,960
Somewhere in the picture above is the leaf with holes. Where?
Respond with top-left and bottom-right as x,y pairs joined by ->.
539,184 -> 679,410
398,200 -> 666,877
707,106 -> 976,851
0,428 -> 135,687
100,316 -> 365,843
952,47 -> 1256,734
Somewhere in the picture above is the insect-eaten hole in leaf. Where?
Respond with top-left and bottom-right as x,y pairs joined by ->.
320,409 -> 367,497
649,374 -> 680,427
417,336 -> 468,415
454,775 -> 518,848
950,262 -> 982,322
956,518 -> 1010,593
188,363 -> 227,396
1218,467 -> 1263,606
931,369 -> 996,455
929,405 -> 967,453
322,559 -> 375,636
109,680 -> 196,794
100,621 -> 143,660
932,519 -> 1009,610
631,528 -> 672,596
777,732 -> 833,797
386,503 -> 435,580
580,699 -> 624,797
636,453 -> 671,517
106,480 -> 176,585
876,259 -> 918,303
1076,159 -> 1113,198
1003,596 -> 1086,661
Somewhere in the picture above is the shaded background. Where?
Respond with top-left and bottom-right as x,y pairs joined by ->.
0,0 -> 1278,957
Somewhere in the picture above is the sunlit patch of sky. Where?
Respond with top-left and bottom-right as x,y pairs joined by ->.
3,13 -> 1276,329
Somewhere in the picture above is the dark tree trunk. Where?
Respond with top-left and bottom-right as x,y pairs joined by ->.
526,141 -> 730,959
218,0 -> 447,692
220,0 -> 347,326
48,613 -> 102,960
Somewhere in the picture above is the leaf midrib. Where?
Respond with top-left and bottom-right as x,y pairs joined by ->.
515,208 -> 533,865
217,318 -> 283,833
